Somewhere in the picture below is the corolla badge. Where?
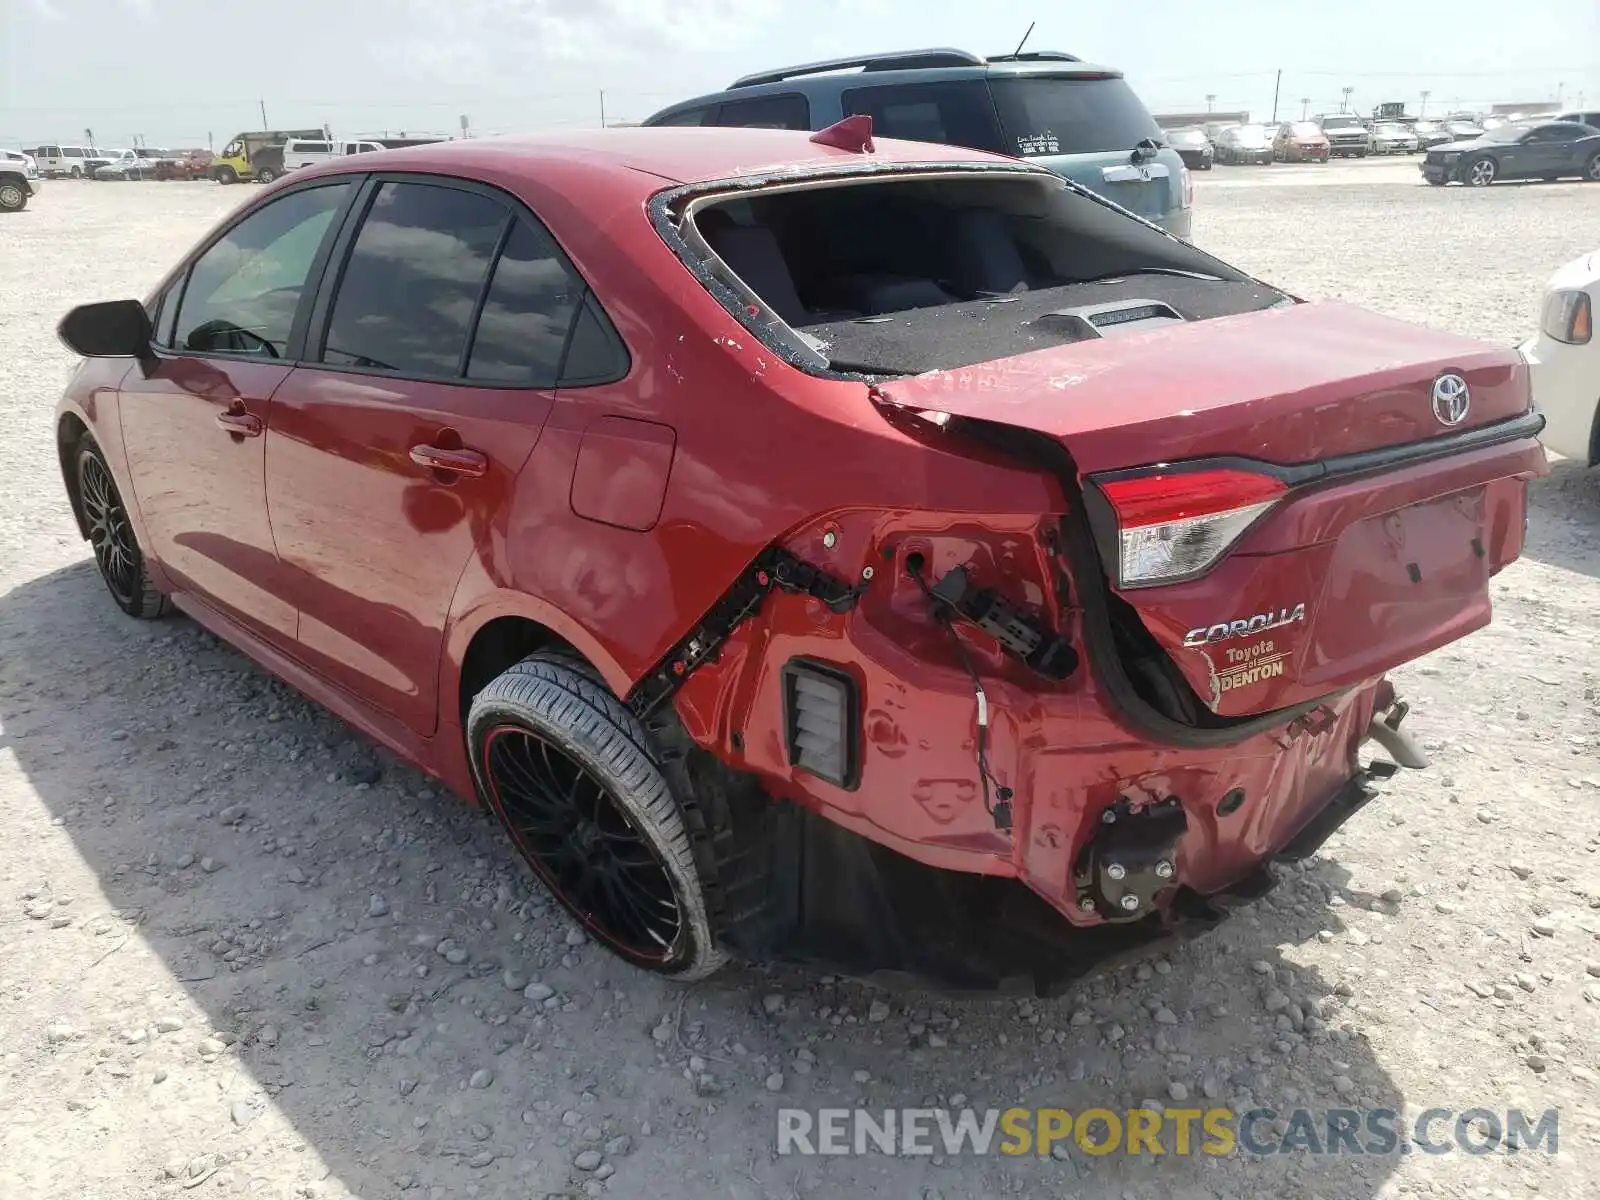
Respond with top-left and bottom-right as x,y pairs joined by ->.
1184,604 -> 1307,647
1431,374 -> 1470,427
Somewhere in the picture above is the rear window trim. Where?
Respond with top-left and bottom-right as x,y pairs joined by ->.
650,159 -> 1167,380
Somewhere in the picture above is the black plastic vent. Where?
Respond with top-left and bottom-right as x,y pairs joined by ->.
782,659 -> 861,790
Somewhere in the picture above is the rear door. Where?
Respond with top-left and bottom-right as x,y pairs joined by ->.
265,176 -> 594,734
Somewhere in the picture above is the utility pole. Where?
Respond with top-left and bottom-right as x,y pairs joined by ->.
1340,86 -> 1353,113
599,89 -> 607,128
1205,93 -> 1216,112
1271,68 -> 1282,123
1300,97 -> 1310,120
259,99 -> 268,129
1420,89 -> 1430,117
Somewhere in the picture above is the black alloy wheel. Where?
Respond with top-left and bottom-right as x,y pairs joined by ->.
75,441 -> 167,618
482,726 -> 683,961
468,653 -> 725,979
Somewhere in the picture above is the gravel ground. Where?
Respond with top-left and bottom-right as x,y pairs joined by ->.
2,164 -> 1599,1200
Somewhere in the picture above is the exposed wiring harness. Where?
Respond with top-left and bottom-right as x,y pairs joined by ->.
906,553 -> 1014,832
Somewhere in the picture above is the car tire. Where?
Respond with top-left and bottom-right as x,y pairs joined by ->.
74,438 -> 169,619
255,166 -> 277,184
215,165 -> 237,184
0,179 -> 27,212
69,166 -> 82,179
1465,156 -> 1497,186
1584,152 -> 1600,182
467,653 -> 729,981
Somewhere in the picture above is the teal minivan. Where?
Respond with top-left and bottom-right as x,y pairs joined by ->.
642,48 -> 1192,238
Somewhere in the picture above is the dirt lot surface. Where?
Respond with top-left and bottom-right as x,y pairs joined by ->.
2,161 -> 1599,1200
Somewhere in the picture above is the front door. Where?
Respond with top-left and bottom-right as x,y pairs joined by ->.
119,180 -> 356,642
266,178 -> 585,734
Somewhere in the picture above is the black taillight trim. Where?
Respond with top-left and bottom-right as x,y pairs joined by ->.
781,658 -> 861,791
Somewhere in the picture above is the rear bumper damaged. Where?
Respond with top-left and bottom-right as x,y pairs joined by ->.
666,555 -> 1418,990
738,745 -> 1399,997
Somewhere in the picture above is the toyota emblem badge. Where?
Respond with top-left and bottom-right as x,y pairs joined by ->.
1431,374 -> 1470,427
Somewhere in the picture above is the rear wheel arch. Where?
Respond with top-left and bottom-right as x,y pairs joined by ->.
449,599 -> 634,727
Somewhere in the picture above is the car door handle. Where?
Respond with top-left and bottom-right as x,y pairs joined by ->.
215,406 -> 263,437
410,444 -> 488,477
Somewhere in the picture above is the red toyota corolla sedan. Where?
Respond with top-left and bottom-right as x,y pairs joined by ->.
55,123 -> 1547,993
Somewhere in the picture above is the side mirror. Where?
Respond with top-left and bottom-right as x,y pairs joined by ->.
57,299 -> 153,359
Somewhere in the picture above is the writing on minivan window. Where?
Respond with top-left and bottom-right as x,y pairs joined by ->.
1015,132 -> 1062,155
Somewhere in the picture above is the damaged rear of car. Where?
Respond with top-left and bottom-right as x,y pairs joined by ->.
627,127 -> 1546,993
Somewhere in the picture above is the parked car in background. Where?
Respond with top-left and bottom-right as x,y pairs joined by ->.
1313,113 -> 1370,157
50,126 -> 1546,989
1274,121 -> 1330,162
643,47 -> 1194,237
1214,123 -> 1275,164
0,152 -> 41,211
1162,126 -> 1214,170
1369,122 -> 1419,154
282,138 -> 386,172
1554,109 -> 1600,130
1521,249 -> 1598,466
29,144 -> 92,178
213,129 -> 326,184
1421,120 -> 1600,186
1412,121 -> 1453,150
154,150 -> 215,181
1442,119 -> 1486,142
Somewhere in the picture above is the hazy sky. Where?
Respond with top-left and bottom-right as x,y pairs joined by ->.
4,0 -> 1597,149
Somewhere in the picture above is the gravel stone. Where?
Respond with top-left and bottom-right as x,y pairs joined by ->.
573,1150 -> 602,1171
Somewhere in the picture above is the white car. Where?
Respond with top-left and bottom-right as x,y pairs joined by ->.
1521,250 -> 1599,465
282,138 -> 385,172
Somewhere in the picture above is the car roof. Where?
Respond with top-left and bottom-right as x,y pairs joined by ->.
647,48 -> 1124,123
288,126 -> 1024,192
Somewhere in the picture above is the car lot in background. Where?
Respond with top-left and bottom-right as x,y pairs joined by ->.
1421,120 -> 1600,186
1521,248 -> 1599,464
642,47 -> 1194,237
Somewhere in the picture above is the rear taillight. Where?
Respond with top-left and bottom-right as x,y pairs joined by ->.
1095,468 -> 1287,588
1541,289 -> 1592,345
1181,165 -> 1194,208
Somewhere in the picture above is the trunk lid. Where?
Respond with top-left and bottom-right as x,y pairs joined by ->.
875,300 -> 1530,471
875,299 -> 1543,718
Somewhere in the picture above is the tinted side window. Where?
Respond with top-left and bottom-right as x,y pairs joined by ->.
295,141 -> 331,154
712,94 -> 810,130
173,182 -> 352,357
842,82 -> 1004,153
466,220 -> 584,385
654,107 -> 711,127
321,181 -> 508,377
